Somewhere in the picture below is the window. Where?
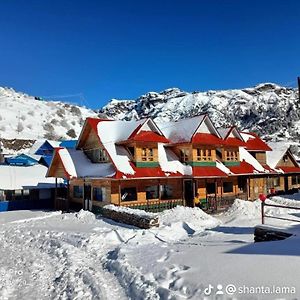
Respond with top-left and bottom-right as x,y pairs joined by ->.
206,183 -> 216,194
146,185 -> 159,200
223,182 -> 233,193
274,177 -> 280,187
160,185 -> 173,200
283,154 -> 288,162
292,176 -> 297,185
85,148 -> 109,163
15,189 -> 23,200
23,189 -> 30,200
0,190 -> 4,201
121,187 -> 137,201
180,149 -> 190,163
141,148 -> 154,162
196,148 -> 213,161
226,150 -> 238,161
73,186 -> 83,198
93,187 -> 107,202
127,147 -> 135,158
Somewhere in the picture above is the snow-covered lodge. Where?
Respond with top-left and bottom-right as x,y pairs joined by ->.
47,116 -> 300,212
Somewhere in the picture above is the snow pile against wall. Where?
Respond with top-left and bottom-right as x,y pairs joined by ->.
75,209 -> 96,223
155,206 -> 221,242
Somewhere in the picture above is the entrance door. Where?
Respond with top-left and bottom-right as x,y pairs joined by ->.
184,180 -> 194,207
84,184 -> 92,211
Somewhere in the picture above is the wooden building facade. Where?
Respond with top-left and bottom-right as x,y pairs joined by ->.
47,116 -> 300,213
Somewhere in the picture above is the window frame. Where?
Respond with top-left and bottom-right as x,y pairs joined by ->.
141,147 -> 154,162
196,148 -> 213,161
223,181 -> 234,193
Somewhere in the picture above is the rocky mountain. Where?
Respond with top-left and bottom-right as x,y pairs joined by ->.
0,87 -> 97,141
100,83 -> 300,143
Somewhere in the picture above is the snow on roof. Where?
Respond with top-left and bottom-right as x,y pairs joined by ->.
216,160 -> 232,174
158,143 -> 192,175
218,128 -> 231,139
239,147 -> 265,172
156,115 -> 206,143
240,132 -> 255,142
97,120 -> 145,175
58,148 -> 116,178
29,139 -> 60,155
28,140 -> 45,155
240,132 -> 272,151
0,164 -> 59,190
266,142 -> 291,169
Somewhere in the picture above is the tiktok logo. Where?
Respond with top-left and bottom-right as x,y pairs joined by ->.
204,284 -> 214,295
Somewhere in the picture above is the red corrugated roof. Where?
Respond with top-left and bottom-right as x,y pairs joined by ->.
278,166 -> 300,173
115,163 -> 182,179
86,117 -> 112,132
192,133 -> 224,145
223,137 -> 246,147
228,160 -> 256,175
242,132 -> 272,151
261,164 -> 278,174
193,166 -> 228,177
128,130 -> 170,143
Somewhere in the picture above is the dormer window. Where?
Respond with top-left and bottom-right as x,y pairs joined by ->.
283,154 -> 288,162
180,149 -> 190,163
85,148 -> 109,163
225,150 -> 238,161
196,148 -> 212,161
141,147 -> 154,161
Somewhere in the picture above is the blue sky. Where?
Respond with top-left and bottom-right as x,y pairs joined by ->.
0,0 -> 300,108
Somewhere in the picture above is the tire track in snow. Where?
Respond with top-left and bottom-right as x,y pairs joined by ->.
0,215 -> 127,300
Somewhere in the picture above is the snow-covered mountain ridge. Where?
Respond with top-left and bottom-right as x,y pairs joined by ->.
0,87 -> 97,140
1,83 -> 300,145
100,83 -> 300,143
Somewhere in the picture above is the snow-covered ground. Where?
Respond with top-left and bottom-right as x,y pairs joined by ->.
1,196 -> 300,300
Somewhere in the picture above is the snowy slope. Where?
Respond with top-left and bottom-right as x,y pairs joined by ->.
100,83 -> 300,144
0,87 -> 97,140
1,195 -> 300,299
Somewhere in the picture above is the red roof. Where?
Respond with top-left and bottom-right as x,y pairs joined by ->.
261,164 -> 278,174
193,166 -> 228,177
278,166 -> 300,174
228,160 -> 257,175
86,117 -> 112,132
128,130 -> 170,143
192,133 -> 224,145
115,163 -> 182,179
223,137 -> 246,147
242,132 -> 272,151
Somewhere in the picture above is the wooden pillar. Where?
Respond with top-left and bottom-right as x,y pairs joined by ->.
118,180 -> 121,206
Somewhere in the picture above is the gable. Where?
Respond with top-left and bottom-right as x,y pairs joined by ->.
277,150 -> 298,168
195,116 -> 220,137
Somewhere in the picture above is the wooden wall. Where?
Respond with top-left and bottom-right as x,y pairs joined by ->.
248,177 -> 267,200
69,178 -> 111,208
47,153 -> 68,178
277,152 -> 297,167
195,177 -> 239,200
255,152 -> 266,164
111,178 -> 182,206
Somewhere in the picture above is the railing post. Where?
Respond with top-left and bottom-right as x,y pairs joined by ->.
259,193 -> 266,225
261,201 -> 265,224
